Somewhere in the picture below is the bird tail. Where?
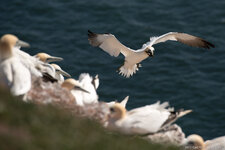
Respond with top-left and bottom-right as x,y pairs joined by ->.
117,63 -> 141,78
161,109 -> 192,129
177,109 -> 192,118
120,96 -> 129,108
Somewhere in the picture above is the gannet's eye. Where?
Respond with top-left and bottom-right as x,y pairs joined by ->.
110,107 -> 115,113
186,141 -> 195,146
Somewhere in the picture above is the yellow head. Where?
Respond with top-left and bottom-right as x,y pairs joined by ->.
35,53 -> 63,63
185,134 -> 205,150
0,34 -> 18,59
109,103 -> 126,120
0,34 -> 30,60
61,78 -> 89,93
61,78 -> 79,90
0,34 -> 18,48
35,53 -> 51,62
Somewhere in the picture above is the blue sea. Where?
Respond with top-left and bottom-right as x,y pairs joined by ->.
1,0 -> 225,141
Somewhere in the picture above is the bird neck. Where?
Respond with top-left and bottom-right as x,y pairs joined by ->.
0,42 -> 13,60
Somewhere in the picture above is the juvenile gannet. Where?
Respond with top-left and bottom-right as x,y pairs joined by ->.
88,30 -> 215,78
184,134 -> 225,150
0,34 -> 31,95
61,78 -> 90,106
107,96 -> 129,108
106,101 -> 192,135
34,52 -> 63,63
50,64 -> 71,82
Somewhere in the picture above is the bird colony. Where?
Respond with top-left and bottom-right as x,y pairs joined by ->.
0,32 -> 224,150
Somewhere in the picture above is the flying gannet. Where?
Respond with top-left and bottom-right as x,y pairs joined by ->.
88,30 -> 215,78
61,78 -> 90,106
106,101 -> 192,135
50,63 -> 71,83
184,134 -> 225,150
0,34 -> 31,96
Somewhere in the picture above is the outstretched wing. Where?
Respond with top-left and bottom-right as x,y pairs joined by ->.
88,30 -> 133,57
147,32 -> 215,49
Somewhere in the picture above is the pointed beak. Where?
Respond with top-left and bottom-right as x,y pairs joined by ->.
46,56 -> 63,63
150,51 -> 154,57
16,40 -> 30,48
74,86 -> 90,93
58,69 -> 71,78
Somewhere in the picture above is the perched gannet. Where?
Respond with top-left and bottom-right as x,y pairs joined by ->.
0,34 -> 31,95
107,96 -> 129,108
13,51 -> 60,79
88,30 -> 215,78
106,101 -> 192,135
50,64 -> 71,82
34,52 -> 63,63
33,53 -> 64,82
61,78 -> 90,106
77,73 -> 99,105
184,134 -> 225,150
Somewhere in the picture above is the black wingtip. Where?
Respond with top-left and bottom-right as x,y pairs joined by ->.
42,73 -> 58,83
88,30 -> 93,34
88,30 -> 96,38
207,41 -> 215,48
202,39 -> 215,49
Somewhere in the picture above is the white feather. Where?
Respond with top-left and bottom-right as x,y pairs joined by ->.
78,73 -> 98,105
0,56 -> 31,96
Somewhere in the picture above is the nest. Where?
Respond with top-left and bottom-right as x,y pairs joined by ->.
25,77 -> 109,125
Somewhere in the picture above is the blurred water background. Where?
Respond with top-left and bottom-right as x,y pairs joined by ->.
1,0 -> 225,140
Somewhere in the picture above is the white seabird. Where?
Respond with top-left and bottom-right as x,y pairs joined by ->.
0,34 -> 31,96
184,134 -> 225,150
50,63 -> 71,82
61,78 -> 90,106
77,73 -> 99,105
88,30 -> 215,78
106,101 -> 192,135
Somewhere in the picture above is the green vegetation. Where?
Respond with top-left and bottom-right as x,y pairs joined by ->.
0,88 -> 179,150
